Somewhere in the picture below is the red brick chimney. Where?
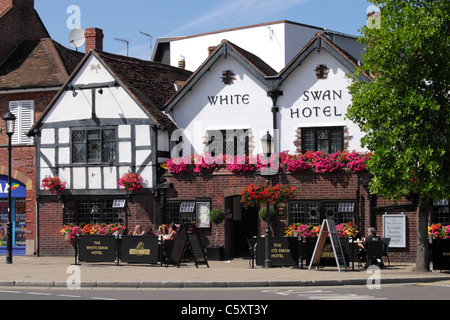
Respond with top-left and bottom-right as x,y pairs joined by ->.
84,28 -> 104,54
208,46 -> 218,56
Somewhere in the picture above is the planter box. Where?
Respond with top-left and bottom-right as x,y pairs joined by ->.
207,247 -> 224,261
299,237 -> 354,267
432,239 -> 450,271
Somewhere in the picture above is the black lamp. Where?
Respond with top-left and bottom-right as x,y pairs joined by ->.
3,111 -> 16,264
261,131 -> 273,158
260,131 -> 273,268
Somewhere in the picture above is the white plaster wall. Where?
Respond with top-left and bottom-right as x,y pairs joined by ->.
171,55 -> 273,155
88,167 -> 101,189
135,125 -> 150,146
72,167 -> 86,189
171,23 -> 287,72
103,167 -> 117,189
42,56 -> 149,124
278,49 -> 365,153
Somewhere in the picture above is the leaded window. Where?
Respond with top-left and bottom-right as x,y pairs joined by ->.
72,128 -> 116,163
289,200 -> 355,225
302,127 -> 343,154
63,199 -> 123,225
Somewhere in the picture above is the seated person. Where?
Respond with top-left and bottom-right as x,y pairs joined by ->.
158,225 -> 170,241
358,227 -> 382,267
168,224 -> 178,240
131,225 -> 145,236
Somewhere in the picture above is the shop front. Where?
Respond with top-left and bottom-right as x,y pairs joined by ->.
0,175 -> 26,256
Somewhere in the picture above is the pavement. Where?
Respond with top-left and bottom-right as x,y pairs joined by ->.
1,256 -> 450,288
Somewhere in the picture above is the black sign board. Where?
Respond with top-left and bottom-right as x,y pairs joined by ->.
432,239 -> 450,271
121,235 -> 159,264
168,226 -> 188,267
168,223 -> 209,268
308,219 -> 347,271
256,237 -> 299,267
78,235 -> 117,263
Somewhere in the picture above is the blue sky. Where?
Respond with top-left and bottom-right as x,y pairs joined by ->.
35,0 -> 374,60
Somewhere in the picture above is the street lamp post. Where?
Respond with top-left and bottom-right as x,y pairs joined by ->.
261,131 -> 272,268
3,111 -> 16,264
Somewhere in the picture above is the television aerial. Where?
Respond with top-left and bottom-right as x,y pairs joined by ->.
69,28 -> 85,51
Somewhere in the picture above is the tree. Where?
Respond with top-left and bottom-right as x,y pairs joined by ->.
347,0 -> 450,272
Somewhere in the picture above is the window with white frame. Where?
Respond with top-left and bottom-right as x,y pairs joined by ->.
9,100 -> 34,145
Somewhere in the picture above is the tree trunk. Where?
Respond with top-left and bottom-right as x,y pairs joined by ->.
416,196 -> 430,272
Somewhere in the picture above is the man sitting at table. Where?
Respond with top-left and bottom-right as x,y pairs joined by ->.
358,227 -> 382,268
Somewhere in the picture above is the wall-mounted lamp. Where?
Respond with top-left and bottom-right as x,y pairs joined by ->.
261,131 -> 273,158
98,88 -> 103,95
72,90 -> 78,97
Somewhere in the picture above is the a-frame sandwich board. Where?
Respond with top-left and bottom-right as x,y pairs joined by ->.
308,219 -> 347,272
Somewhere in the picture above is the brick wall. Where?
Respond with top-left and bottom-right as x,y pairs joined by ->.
35,168 -> 419,262
0,91 -> 57,255
165,169 -> 419,263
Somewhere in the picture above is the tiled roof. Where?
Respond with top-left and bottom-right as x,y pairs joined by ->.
0,38 -> 83,90
225,40 -> 278,77
95,50 -> 192,128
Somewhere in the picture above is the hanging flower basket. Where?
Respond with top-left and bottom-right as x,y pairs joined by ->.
240,183 -> 296,209
41,176 -> 66,195
118,172 -> 143,193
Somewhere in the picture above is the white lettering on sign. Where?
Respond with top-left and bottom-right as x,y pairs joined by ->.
0,183 -> 10,194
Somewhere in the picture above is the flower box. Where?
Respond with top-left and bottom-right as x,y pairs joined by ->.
431,239 -> 450,271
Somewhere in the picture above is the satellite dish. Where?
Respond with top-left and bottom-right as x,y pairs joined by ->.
69,28 -> 85,50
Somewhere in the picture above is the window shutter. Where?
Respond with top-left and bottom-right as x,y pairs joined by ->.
9,100 -> 34,144
9,101 -> 20,144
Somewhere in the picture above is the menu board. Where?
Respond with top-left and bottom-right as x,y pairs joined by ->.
197,202 -> 210,228
383,214 -> 406,248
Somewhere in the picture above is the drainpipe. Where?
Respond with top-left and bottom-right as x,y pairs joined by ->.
267,90 -> 283,153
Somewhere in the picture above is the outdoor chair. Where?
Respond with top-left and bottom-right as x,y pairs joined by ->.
365,241 -> 384,268
382,237 -> 391,267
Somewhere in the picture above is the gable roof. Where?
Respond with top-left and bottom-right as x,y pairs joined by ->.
276,32 -> 372,86
0,38 -> 83,90
165,39 -> 277,112
32,49 -> 192,133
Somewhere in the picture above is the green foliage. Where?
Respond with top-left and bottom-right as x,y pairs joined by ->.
347,0 -> 450,200
258,207 -> 277,222
209,209 -> 225,225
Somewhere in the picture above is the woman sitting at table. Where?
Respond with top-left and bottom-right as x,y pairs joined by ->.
132,225 -> 145,236
158,225 -> 170,241
167,224 -> 178,240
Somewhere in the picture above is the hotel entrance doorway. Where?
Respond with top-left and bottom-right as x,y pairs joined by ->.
228,196 -> 258,257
